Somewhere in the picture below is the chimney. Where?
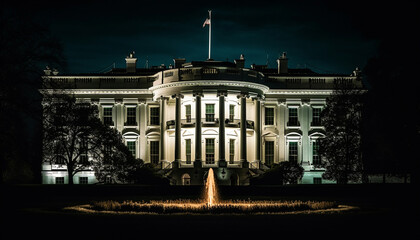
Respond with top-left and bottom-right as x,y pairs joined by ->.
125,51 -> 137,73
173,58 -> 186,68
277,52 -> 288,74
234,54 -> 245,68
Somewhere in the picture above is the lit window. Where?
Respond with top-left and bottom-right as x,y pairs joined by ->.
103,107 -> 113,126
229,105 -> 235,121
265,141 -> 274,165
288,108 -> 298,126
150,141 -> 159,164
127,141 -> 136,157
265,107 -> 274,125
313,177 -> 322,184
185,105 -> 191,123
229,139 -> 235,164
205,139 -> 215,164
185,139 -> 191,164
55,177 -> 64,184
312,108 -> 321,126
288,142 -> 298,162
79,177 -> 88,184
205,104 -> 215,122
126,107 -> 137,126
313,140 -> 321,165
149,107 -> 160,125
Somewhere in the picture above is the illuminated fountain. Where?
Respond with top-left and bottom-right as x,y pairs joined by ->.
204,168 -> 218,206
66,168 -> 356,215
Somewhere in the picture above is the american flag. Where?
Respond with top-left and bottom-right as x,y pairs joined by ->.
203,18 -> 211,28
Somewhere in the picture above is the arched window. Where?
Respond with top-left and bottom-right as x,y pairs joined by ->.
182,173 -> 191,186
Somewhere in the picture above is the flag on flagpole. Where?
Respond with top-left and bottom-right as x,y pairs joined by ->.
203,18 -> 210,28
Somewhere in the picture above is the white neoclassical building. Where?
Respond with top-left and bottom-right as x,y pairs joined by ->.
41,52 -> 362,185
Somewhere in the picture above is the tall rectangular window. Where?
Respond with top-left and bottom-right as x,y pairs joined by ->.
185,139 -> 191,164
288,108 -> 298,126
205,139 -> 215,164
126,107 -> 137,126
312,108 -> 321,126
150,141 -> 159,164
205,104 -> 215,122
103,107 -> 113,126
265,107 -> 274,125
229,139 -> 235,164
289,142 -> 298,162
313,140 -> 321,165
127,141 -> 136,157
229,105 -> 235,122
265,141 -> 274,165
185,105 -> 191,123
150,107 -> 160,125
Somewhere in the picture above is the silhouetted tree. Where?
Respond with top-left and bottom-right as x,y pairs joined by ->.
0,9 -> 65,183
319,83 -> 364,184
42,92 -> 134,184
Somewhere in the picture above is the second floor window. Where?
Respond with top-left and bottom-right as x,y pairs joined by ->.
288,108 -> 298,126
150,107 -> 160,125
185,105 -> 191,123
205,104 -> 215,122
265,107 -> 274,125
126,107 -> 136,126
312,108 -> 321,126
229,105 -> 235,121
103,107 -> 113,126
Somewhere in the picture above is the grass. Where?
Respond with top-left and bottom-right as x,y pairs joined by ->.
77,199 -> 341,215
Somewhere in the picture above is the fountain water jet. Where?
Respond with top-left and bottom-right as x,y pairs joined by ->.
204,168 -> 218,206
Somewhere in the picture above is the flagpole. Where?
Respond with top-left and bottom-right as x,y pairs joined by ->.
208,10 -> 211,60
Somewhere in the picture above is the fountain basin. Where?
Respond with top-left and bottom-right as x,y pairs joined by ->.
65,199 -> 357,215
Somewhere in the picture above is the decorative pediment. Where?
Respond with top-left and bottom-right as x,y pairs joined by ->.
122,128 -> 140,136
202,129 -> 218,135
309,129 -> 326,138
285,129 -> 303,137
262,131 -> 278,137
182,129 -> 194,137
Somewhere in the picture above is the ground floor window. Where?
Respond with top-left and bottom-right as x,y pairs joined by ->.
205,138 -> 215,164
288,142 -> 298,163
265,141 -> 274,165
150,141 -> 159,164
185,139 -> 191,164
55,177 -> 64,184
313,177 -> 322,184
79,177 -> 88,184
229,139 -> 235,164
312,140 -> 321,165
127,141 -> 136,157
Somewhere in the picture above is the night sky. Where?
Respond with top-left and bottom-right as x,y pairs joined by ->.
6,0 -> 418,75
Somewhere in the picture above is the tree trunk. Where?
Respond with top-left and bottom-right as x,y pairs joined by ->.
67,165 -> 74,184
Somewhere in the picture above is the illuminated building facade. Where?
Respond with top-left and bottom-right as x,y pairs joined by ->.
41,52 -> 362,185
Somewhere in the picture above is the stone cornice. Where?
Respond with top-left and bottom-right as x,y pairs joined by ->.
41,89 -> 152,95
149,80 -> 270,93
266,89 -> 333,95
